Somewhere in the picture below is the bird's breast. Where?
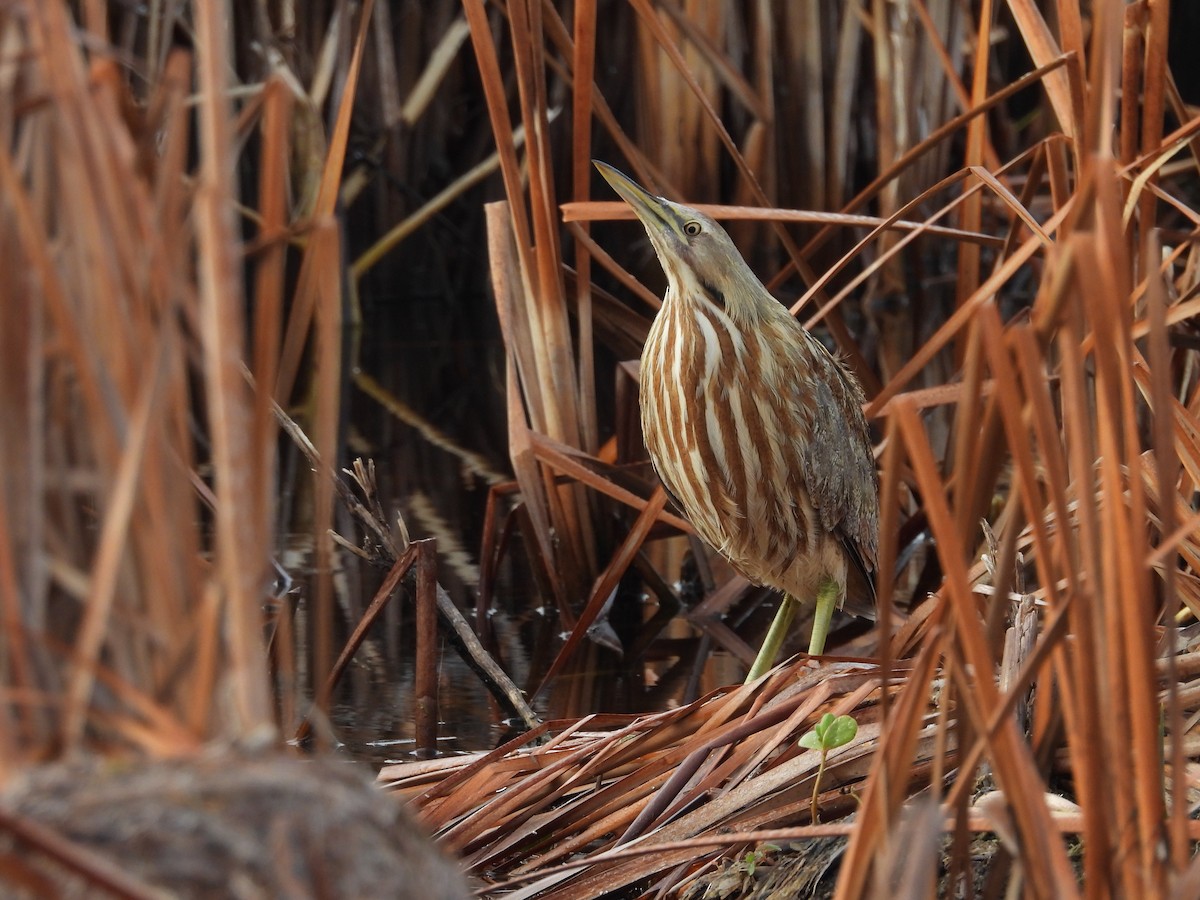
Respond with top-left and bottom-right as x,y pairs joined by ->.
639,302 -> 834,596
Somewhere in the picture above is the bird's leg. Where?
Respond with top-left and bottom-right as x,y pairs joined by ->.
744,595 -> 798,683
807,577 -> 840,657
745,579 -> 843,684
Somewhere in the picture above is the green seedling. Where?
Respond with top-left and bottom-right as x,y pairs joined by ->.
799,713 -> 858,823
741,843 -> 779,876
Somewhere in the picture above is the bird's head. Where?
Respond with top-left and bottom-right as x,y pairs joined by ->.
594,160 -> 774,323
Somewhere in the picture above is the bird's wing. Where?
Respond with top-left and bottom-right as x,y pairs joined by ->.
797,340 -> 880,574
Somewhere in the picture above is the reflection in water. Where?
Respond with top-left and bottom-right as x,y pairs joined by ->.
287,530 -> 761,765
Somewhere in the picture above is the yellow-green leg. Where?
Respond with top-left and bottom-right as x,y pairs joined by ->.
807,578 -> 839,656
744,579 -> 840,684
745,594 -> 798,683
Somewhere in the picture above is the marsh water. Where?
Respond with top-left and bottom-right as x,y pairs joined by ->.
309,540 -> 751,765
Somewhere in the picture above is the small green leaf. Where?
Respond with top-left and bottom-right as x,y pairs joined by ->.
825,715 -> 858,748
817,712 -> 837,742
799,713 -> 858,751
798,729 -> 822,750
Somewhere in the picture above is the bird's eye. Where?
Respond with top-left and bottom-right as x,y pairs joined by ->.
683,221 -> 703,237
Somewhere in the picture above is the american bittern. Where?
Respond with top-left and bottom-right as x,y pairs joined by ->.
595,161 -> 879,681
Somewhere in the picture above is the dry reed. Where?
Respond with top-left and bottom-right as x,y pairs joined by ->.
0,0 -> 390,756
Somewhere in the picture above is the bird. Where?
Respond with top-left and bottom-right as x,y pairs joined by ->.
595,160 -> 879,682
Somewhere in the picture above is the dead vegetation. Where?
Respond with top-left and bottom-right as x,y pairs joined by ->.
2,0 -> 1200,898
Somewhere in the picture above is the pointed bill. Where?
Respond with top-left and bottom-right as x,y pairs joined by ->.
593,160 -> 681,238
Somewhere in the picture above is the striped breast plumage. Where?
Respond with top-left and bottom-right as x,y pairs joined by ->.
639,291 -> 877,611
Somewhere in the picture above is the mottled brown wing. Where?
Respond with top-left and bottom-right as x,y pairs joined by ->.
796,337 -> 880,614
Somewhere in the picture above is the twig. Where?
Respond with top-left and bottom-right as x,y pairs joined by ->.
432,580 -> 539,730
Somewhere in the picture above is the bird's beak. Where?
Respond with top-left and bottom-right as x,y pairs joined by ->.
593,160 -> 678,238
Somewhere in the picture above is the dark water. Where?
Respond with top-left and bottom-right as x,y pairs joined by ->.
279,286 -> 785,764
311,544 -> 752,765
